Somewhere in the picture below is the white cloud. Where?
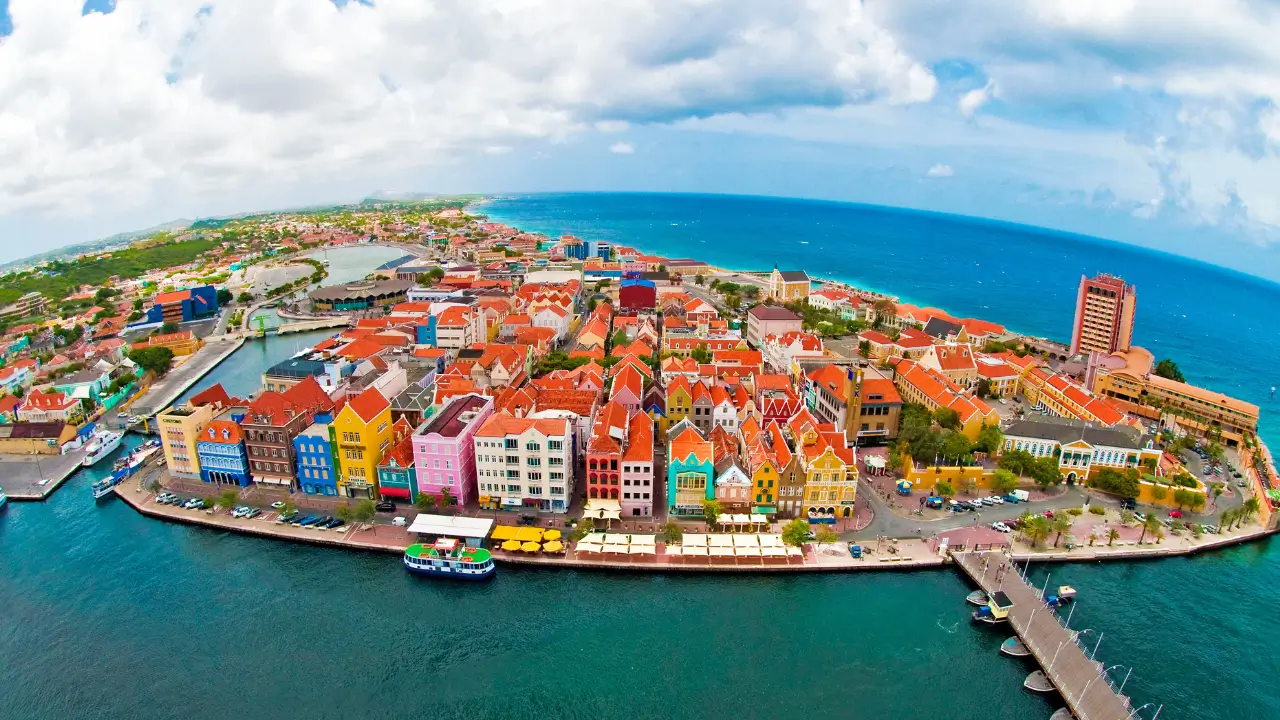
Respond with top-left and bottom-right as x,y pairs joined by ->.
926,163 -> 954,177
958,81 -> 995,117
609,142 -> 635,154
0,0 -> 936,221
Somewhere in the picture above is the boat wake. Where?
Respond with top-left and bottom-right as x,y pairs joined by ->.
935,617 -> 960,634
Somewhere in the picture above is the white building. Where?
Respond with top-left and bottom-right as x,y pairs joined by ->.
761,331 -> 825,372
532,305 -> 572,342
473,415 -> 574,513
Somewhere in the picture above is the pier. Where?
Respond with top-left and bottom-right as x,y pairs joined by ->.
955,551 -> 1133,720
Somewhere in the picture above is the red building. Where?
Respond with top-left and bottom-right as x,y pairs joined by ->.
1069,273 -> 1136,356
619,278 -> 657,311
586,401 -> 629,501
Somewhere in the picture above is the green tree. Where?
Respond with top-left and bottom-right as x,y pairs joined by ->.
1242,497 -> 1261,525
610,329 -> 629,350
1029,457 -> 1061,489
933,407 -> 960,430
128,346 -> 175,376
662,520 -> 683,545
439,486 -> 455,509
1153,358 -> 1186,382
216,288 -> 233,305
1139,513 -> 1162,544
814,527 -> 840,550
1023,515 -> 1052,548
281,500 -> 296,517
1172,488 -> 1192,510
570,517 -> 596,541
1185,492 -> 1205,513
992,469 -> 1019,495
691,343 -> 712,364
974,424 -> 1004,455
1151,485 -> 1168,503
960,477 -> 978,496
236,291 -> 254,303
335,503 -> 354,523
1107,528 -> 1120,546
941,432 -> 973,464
998,449 -> 1036,477
132,298 -> 143,311
1050,515 -> 1072,547
694,274 -> 705,286
857,339 -> 871,358
414,493 -> 438,511
217,489 -> 240,513
935,480 -> 955,501
975,378 -> 993,399
354,499 -> 377,530
160,321 -> 180,335
1119,508 -> 1135,526
701,499 -> 722,527
781,518 -> 810,548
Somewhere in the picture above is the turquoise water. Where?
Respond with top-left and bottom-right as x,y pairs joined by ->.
482,193 -> 1280,446
2,201 -> 1277,719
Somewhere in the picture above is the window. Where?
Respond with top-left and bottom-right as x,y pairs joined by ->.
526,457 -> 542,467
505,438 -> 518,450
548,440 -> 563,452
550,486 -> 564,495
527,472 -> 542,482
550,472 -> 563,480
526,441 -> 541,452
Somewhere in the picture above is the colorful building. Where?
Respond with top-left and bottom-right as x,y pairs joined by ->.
157,403 -> 215,478
473,415 -> 575,513
334,387 -> 394,499
294,421 -> 339,496
143,285 -> 219,325
196,417 -> 251,487
768,268 -> 810,301
621,412 -> 655,517
586,401 -> 629,503
667,420 -> 714,516
377,421 -> 418,503
411,393 -> 493,506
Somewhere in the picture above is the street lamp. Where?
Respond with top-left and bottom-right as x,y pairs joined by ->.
1126,703 -> 1155,719
1081,664 -> 1123,701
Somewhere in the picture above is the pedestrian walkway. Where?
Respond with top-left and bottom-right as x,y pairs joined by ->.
954,551 -> 1133,720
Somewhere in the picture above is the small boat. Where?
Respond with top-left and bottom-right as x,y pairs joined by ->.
966,590 -> 989,606
81,431 -> 124,467
973,590 -> 1014,625
0,486 -> 7,509
404,539 -> 495,580
1001,637 -> 1031,657
1024,670 -> 1055,693
1057,585 -> 1077,603
1049,709 -> 1075,720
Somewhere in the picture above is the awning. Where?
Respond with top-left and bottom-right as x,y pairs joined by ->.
710,547 -> 735,557
491,526 -> 519,541
522,498 -> 540,506
684,533 -> 708,547
543,529 -> 562,541
629,545 -> 655,555
732,534 -> 758,547
681,546 -> 708,556
502,497 -> 522,506
749,513 -> 768,524
707,534 -> 733,547
604,533 -> 630,545
758,534 -> 783,547
734,546 -> 761,556
761,546 -> 787,557
665,546 -> 683,556
514,527 -> 544,543
520,541 -> 541,552
379,487 -> 411,499
603,543 -> 629,553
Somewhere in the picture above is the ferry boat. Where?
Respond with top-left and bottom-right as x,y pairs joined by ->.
403,539 -> 495,580
92,441 -> 163,500
81,431 -> 124,467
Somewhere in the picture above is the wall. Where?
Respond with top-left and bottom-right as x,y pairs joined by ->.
901,461 -> 995,493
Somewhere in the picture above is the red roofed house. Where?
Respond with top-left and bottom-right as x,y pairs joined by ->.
473,414 -> 575,513
16,389 -> 82,424
919,343 -> 978,389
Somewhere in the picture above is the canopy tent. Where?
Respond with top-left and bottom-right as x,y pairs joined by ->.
896,479 -> 913,492
707,534 -> 733,547
665,546 -> 683,556
734,546 -> 761,557
582,498 -> 622,521
749,513 -> 768,525
604,533 -> 630,545
514,527 -> 544,543
490,526 -> 519,541
681,546 -> 708,556
865,455 -> 886,470
501,539 -> 522,551
629,545 -> 655,555
731,514 -> 751,524
521,541 -> 541,552
709,546 -> 735,557
406,514 -> 494,542
543,529 -> 562,541
761,546 -> 787,557
576,540 -> 603,553
543,540 -> 564,553
603,543 -> 629,553
731,534 -> 758,547
683,534 -> 708,547
758,534 -> 783,547
785,547 -> 804,556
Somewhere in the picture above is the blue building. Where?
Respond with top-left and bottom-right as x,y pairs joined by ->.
294,420 -> 339,496
143,285 -> 220,325
196,418 -> 252,487
415,315 -> 438,346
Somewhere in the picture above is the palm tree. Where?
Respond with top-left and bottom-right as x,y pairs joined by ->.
1219,507 -> 1237,531
1106,528 -> 1121,546
1242,497 -> 1261,526
1050,515 -> 1072,547
1087,532 -> 1098,547
1024,516 -> 1052,548
1139,513 -> 1162,544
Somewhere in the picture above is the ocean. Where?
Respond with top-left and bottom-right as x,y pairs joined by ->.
482,192 -> 1280,445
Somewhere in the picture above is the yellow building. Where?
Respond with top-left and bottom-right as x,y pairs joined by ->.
334,387 -> 394,499
665,376 -> 692,429
158,403 -> 215,478
787,409 -> 858,520
769,268 -> 811,301
131,330 -> 203,358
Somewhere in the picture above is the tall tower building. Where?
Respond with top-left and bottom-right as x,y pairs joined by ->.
1069,273 -> 1136,356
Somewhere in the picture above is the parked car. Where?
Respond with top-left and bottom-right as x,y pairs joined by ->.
277,511 -> 300,523
244,508 -> 261,519
375,501 -> 397,513
270,501 -> 286,510
1042,510 -> 1055,519
1002,494 -> 1020,504
392,516 -> 407,527
990,496 -> 1004,505
323,518 -> 345,529
1169,510 -> 1183,519
295,515 -> 319,526
1133,511 -> 1146,523
309,515 -> 334,529
183,498 -> 203,510
990,522 -> 1012,533
231,507 -> 249,518
116,411 -> 129,419
1238,480 -> 1247,487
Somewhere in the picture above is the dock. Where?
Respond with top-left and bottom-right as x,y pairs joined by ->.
1,448 -> 88,501
955,551 -> 1133,720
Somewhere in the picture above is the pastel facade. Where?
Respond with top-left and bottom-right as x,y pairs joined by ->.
196,419 -> 251,487
411,393 -> 493,505
667,421 -> 715,516
334,387 -> 394,499
158,403 -> 215,478
294,422 -> 340,496
473,415 -> 574,513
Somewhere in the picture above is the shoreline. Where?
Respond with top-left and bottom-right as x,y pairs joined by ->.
113,471 -> 1276,574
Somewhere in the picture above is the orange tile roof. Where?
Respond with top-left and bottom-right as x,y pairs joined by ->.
346,386 -> 390,423
475,413 -> 570,438
623,413 -> 654,462
200,420 -> 245,445
860,378 -> 902,404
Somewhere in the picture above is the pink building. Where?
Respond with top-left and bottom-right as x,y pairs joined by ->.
410,393 -> 494,505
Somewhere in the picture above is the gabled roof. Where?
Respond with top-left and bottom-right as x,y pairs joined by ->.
345,386 -> 390,423
623,413 -> 654,462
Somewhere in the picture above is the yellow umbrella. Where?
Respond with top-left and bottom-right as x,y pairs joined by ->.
501,539 -> 522,552
543,540 -> 564,553
521,541 -> 541,552
543,529 -> 562,541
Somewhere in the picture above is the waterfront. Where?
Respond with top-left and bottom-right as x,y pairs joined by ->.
3,205 -> 1278,719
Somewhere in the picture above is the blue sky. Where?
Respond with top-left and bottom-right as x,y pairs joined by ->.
2,0 -> 1279,279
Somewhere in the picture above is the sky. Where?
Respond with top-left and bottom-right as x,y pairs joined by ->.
2,0 -> 1280,279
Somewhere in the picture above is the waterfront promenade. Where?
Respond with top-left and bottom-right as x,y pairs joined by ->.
2,447 -> 89,501
130,336 -> 245,418
956,551 -> 1133,720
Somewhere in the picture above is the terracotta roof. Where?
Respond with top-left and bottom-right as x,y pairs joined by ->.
931,344 -> 976,372
860,378 -> 902,404
154,290 -> 190,304
346,386 -> 390,423
200,420 -> 245,445
380,434 -> 415,469
475,413 -> 570,438
0,395 -> 20,414
623,412 -> 654,462
20,390 -> 77,412
588,401 -> 629,454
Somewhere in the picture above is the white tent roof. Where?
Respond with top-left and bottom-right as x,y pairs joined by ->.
665,546 -> 683,556
761,546 -> 787,557
603,543 -> 629,553
604,533 -> 630,544
682,546 -> 708,556
629,545 -> 655,555
630,535 -> 657,547
707,534 -> 733,547
732,534 -> 759,547
734,546 -> 761,556
710,546 -> 735,557
406,514 -> 494,538
684,533 -> 707,547
731,513 -> 751,524
758,534 -> 783,547
865,455 -> 886,469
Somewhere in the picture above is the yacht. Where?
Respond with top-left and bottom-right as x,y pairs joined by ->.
81,430 -> 124,467
403,539 -> 495,580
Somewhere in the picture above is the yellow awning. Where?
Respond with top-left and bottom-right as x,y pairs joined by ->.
514,527 -> 544,543
521,541 -> 541,552
543,540 -> 564,553
501,539 -> 522,551
543,529 -> 562,541
491,526 -> 519,541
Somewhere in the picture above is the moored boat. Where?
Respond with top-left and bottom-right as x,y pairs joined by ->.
1000,637 -> 1031,657
1024,670 -> 1055,693
403,539 -> 495,580
0,485 -> 7,509
965,590 -> 988,606
972,590 -> 1014,625
82,431 -> 124,467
